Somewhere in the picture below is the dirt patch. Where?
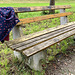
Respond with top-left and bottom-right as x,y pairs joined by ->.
45,49 -> 75,75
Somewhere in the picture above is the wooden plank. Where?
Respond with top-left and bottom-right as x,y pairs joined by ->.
23,29 -> 75,57
13,26 -> 75,51
14,5 -> 71,13
16,12 -> 72,26
9,24 -> 75,51
5,22 -> 75,46
11,24 -> 75,49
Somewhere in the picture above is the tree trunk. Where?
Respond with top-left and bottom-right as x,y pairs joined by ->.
49,0 -> 55,14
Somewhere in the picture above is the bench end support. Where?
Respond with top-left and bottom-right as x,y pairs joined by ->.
25,50 -> 47,71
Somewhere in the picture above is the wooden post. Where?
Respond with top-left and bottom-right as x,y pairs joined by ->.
49,0 -> 55,14
60,9 -> 68,25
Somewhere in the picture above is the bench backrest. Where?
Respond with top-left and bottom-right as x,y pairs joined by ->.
14,5 -> 71,13
12,5 -> 72,40
13,5 -> 72,26
17,12 -> 72,26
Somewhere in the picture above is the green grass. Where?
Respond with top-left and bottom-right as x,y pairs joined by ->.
0,3 -> 49,7
0,1 -> 75,75
0,2 -> 75,7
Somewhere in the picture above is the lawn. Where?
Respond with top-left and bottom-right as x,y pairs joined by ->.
0,2 -> 75,7
0,1 -> 75,75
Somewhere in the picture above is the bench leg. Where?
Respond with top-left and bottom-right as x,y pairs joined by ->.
13,50 -> 46,71
25,50 -> 47,71
14,51 -> 22,62
60,9 -> 68,25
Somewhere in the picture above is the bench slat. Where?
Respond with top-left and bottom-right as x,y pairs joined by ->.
17,12 -> 72,26
23,29 -> 75,57
14,5 -> 71,13
9,24 -> 75,51
5,22 -> 75,46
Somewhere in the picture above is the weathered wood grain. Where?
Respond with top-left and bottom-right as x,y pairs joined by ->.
5,22 -> 75,46
9,24 -> 75,51
13,26 -> 75,51
16,12 -> 72,26
14,5 -> 71,13
23,29 -> 75,57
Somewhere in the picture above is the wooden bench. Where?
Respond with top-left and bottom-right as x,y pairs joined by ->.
5,5 -> 75,71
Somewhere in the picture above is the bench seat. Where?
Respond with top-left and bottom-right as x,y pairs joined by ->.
5,22 -> 75,57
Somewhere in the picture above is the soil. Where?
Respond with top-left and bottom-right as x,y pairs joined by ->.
45,48 -> 75,75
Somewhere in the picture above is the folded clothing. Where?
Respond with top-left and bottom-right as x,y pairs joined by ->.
0,7 -> 20,43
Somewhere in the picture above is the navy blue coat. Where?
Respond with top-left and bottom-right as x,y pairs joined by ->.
0,7 -> 20,42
